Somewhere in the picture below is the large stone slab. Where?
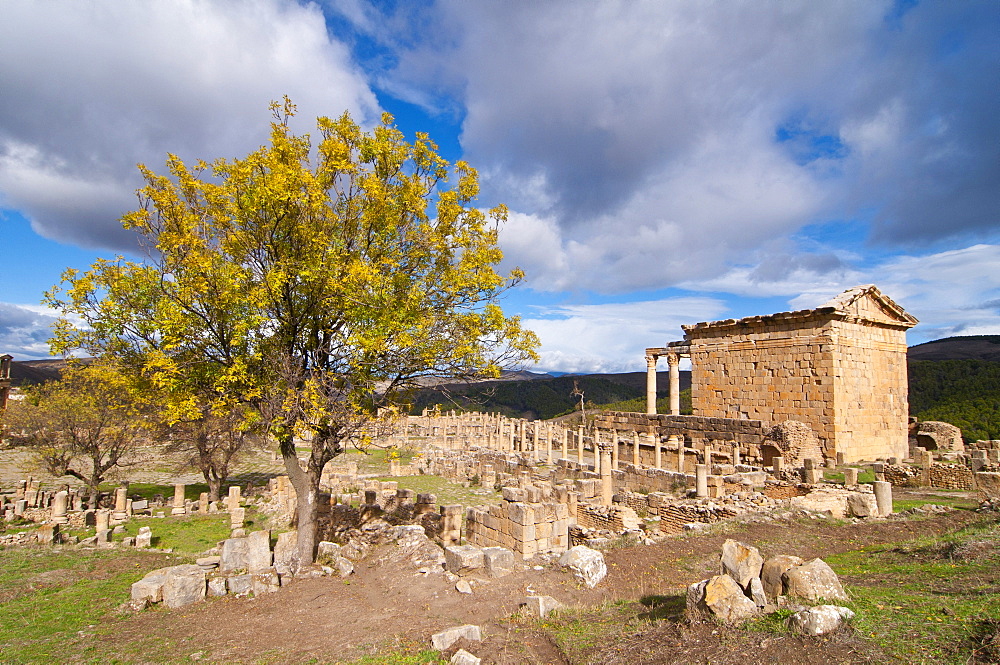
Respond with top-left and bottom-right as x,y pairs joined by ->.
482,547 -> 515,579
431,624 -> 482,651
787,605 -> 855,636
162,564 -> 206,609
559,545 -> 606,588
782,558 -> 848,602
761,554 -> 804,599
720,539 -> 763,590
246,529 -> 273,573
847,492 -> 879,518
273,530 -> 299,570
688,574 -> 759,624
130,567 -> 172,603
445,545 -> 484,574
219,537 -> 249,573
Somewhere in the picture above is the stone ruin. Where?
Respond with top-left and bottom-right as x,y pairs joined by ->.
686,539 -> 854,636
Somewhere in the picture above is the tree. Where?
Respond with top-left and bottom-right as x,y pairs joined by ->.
1,363 -> 147,506
162,405 -> 265,502
47,98 -> 539,565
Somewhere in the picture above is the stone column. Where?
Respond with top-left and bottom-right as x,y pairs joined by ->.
695,464 -> 708,498
577,426 -> 585,463
532,421 -> 540,461
873,481 -> 893,516
593,431 -> 601,474
844,467 -> 859,486
547,423 -> 554,464
508,421 -> 516,451
611,433 -> 620,471
171,483 -> 187,515
920,449 -> 933,487
653,434 -> 662,469
51,490 -> 69,525
732,444 -> 740,467
667,352 -> 681,416
113,486 -> 128,521
632,431 -> 641,467
96,509 -> 111,543
519,420 -> 526,453
773,457 -> 784,475
198,492 -> 209,513
228,485 -> 241,512
645,353 -> 658,415
599,442 -> 614,507
673,435 -> 684,473
561,428 -> 568,460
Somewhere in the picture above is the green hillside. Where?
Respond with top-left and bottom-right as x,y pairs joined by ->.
908,359 -> 1000,442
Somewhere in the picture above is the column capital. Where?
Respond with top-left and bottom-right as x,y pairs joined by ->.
665,352 -> 680,366
646,354 -> 658,369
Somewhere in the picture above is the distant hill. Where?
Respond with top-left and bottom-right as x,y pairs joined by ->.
907,335 -> 1000,362
8,358 -> 72,386
409,371 -> 692,420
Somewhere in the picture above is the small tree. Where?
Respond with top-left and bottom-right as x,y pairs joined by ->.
2,364 -> 146,506
163,404 -> 264,502
48,98 -> 539,564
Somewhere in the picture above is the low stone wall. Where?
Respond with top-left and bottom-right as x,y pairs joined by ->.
658,504 -> 739,534
576,504 -> 640,532
883,463 -> 976,490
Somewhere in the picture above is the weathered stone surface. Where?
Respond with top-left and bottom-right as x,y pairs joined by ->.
207,577 -> 228,597
787,604 -> 855,636
702,574 -> 759,624
219,537 -> 249,573
790,492 -> 848,518
559,545 -> 607,588
523,595 -> 563,618
455,580 -> 472,594
445,545 -> 484,574
273,530 -> 298,569
246,530 -> 273,573
749,576 -> 767,607
135,526 -> 152,548
761,555 -> 803,599
227,574 -> 253,596
782,558 -> 848,602
252,567 -> 281,594
847,492 -> 879,518
431,624 -> 482,651
451,649 -> 481,665
482,547 -> 515,578
720,539 -> 763,590
131,567 -> 171,603
316,541 -> 342,563
162,564 -> 206,609
333,556 -> 354,577
976,472 -> 1000,501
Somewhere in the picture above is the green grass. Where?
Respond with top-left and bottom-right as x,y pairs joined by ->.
373,473 -> 501,507
0,548 -> 174,664
118,513 -> 232,555
825,516 -> 1000,664
892,494 -> 978,512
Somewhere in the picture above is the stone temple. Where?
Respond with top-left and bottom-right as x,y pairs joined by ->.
644,285 -> 917,463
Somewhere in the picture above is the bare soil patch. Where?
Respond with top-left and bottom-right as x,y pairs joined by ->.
54,501 -> 988,663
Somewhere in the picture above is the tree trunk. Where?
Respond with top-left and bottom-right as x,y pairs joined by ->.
281,441 -> 319,568
207,475 -> 221,502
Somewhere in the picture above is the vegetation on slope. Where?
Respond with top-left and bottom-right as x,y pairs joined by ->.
908,359 -> 1000,442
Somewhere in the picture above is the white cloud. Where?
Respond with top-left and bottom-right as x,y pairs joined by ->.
378,0 -> 999,293
522,297 -> 726,373
0,0 -> 380,251
0,303 -> 62,359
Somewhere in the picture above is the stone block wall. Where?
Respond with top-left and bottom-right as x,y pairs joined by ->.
576,504 -> 640,532
465,497 -> 569,559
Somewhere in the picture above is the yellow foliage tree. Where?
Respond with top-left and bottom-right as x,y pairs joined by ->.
47,98 -> 539,563
2,363 -> 148,507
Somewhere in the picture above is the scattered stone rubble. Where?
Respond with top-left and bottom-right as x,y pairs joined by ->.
687,539 -> 853,635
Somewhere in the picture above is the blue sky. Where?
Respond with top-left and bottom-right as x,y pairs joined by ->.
1,0 -> 998,372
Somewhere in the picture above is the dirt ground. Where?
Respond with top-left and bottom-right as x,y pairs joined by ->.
63,491 -> 992,664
